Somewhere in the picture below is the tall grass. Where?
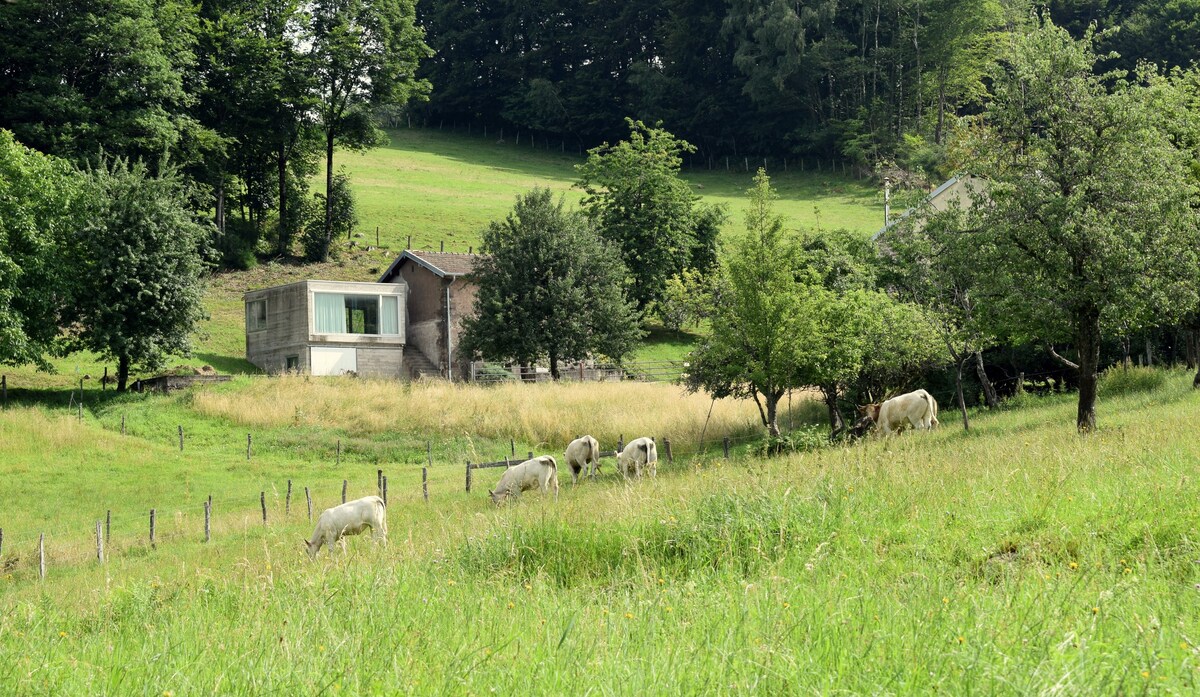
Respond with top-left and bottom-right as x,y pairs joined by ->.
190,375 -> 788,448
2,372 -> 1200,693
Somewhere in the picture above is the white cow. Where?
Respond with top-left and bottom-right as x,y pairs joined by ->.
860,389 -> 939,435
617,437 -> 657,479
490,455 -> 560,505
304,495 -> 388,559
565,435 -> 601,484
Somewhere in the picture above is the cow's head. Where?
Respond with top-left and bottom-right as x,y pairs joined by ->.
857,403 -> 882,423
302,537 -> 318,559
488,488 -> 507,506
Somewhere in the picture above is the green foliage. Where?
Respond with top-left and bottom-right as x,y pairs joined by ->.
460,188 -> 644,377
950,17 -> 1200,430
0,131 -> 81,368
304,171 -> 358,262
576,119 -> 722,310
63,158 -> 214,390
0,0 -> 216,168
1098,366 -> 1169,397
754,426 -> 829,457
655,268 -> 716,332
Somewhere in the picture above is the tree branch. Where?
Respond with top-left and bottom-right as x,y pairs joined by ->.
1045,343 -> 1079,370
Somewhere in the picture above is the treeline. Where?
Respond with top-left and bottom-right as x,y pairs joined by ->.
417,0 -> 1200,176
0,0 -> 430,267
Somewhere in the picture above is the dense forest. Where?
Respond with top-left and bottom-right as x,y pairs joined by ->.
416,0 -> 1200,170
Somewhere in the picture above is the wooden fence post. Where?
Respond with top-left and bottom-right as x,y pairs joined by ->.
664,438 -> 673,463
102,367 -> 108,391
2,374 -> 6,409
305,487 -> 312,521
341,480 -> 347,503
286,480 -> 292,516
204,500 -> 210,543
96,521 -> 104,564
377,469 -> 383,497
617,435 -> 624,454
422,467 -> 428,501
149,509 -> 156,549
178,425 -> 183,452
121,414 -> 126,436
38,532 -> 44,580
723,437 -> 730,459
427,441 -> 433,469
247,434 -> 252,460
0,528 -> 3,558
527,451 -> 533,462
336,439 -> 341,466
510,439 -> 515,458
260,492 -> 267,525
465,461 -> 472,492
105,510 -> 111,542
382,476 -> 388,505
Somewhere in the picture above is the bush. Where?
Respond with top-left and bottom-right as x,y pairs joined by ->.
214,218 -> 259,271
1098,366 -> 1168,397
302,170 -> 357,262
755,425 -> 828,457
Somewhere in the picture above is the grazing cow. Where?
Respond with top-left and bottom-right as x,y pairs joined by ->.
617,437 -> 657,480
304,495 -> 387,559
490,455 -> 560,505
858,389 -> 939,435
565,435 -> 601,484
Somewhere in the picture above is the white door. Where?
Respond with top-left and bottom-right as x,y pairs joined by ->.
310,347 -> 357,376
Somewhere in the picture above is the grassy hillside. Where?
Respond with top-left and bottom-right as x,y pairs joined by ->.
0,128 -> 879,391
0,371 -> 1198,693
345,127 -> 884,254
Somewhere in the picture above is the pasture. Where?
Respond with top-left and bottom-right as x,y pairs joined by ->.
1,371 -> 1199,694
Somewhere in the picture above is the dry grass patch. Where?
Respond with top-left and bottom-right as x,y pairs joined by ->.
191,375 -> 781,448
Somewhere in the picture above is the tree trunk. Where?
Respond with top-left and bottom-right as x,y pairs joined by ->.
955,355 -> 970,432
1075,310 -> 1101,432
1121,335 -> 1130,370
822,384 -> 845,438
116,354 -> 130,393
765,391 -> 781,438
322,129 -> 335,261
973,351 -> 999,408
215,178 -> 225,235
549,347 -> 559,381
278,146 -> 289,257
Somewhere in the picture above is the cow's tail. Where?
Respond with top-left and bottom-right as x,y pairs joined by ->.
543,455 -> 557,470
922,390 -> 939,427
588,437 -> 599,465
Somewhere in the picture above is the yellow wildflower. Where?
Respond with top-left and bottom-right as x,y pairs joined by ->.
624,612 -> 634,619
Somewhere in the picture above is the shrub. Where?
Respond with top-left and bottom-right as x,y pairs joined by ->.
1098,366 -> 1167,397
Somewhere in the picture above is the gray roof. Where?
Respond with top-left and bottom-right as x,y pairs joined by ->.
872,176 -> 960,241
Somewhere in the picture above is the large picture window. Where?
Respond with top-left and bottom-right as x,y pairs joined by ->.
313,292 -> 401,335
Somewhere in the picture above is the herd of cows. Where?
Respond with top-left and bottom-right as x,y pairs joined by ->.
303,391 -> 938,558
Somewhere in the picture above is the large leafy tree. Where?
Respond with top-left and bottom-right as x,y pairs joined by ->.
309,0 -> 431,261
0,131 -> 80,368
63,159 -> 213,391
576,119 -> 724,312
950,18 -> 1200,431
0,0 -> 216,169
460,188 -> 643,379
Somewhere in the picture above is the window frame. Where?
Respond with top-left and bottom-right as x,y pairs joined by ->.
247,299 -> 268,332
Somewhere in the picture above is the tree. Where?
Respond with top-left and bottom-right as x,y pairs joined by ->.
309,0 -> 431,261
460,189 -> 643,379
0,131 -> 80,368
949,18 -> 1200,431
686,171 -> 816,438
0,0 -> 216,169
63,159 -> 213,391
576,119 -> 722,312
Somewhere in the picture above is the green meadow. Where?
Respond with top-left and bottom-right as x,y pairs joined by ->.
0,370 -> 1198,694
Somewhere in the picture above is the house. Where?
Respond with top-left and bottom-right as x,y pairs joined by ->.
378,250 -> 481,380
244,280 -> 410,377
872,176 -> 980,241
243,249 -> 482,380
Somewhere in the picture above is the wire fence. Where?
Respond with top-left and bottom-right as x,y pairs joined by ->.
0,401 -> 774,582
469,359 -> 689,384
